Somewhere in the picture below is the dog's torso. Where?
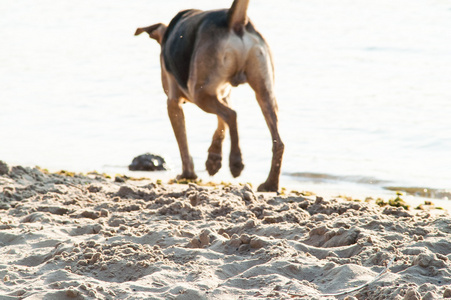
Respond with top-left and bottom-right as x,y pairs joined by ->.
161,9 -> 271,102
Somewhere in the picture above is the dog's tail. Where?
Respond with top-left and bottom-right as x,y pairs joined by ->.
228,0 -> 250,36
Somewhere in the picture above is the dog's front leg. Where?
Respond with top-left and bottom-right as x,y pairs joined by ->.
167,97 -> 197,180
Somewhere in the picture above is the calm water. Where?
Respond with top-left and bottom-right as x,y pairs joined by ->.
1,0 -> 450,201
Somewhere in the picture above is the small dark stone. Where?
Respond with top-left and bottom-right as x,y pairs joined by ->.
128,153 -> 167,171
115,176 -> 126,183
0,161 -> 9,175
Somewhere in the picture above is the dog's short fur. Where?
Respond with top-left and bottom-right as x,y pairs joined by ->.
135,0 -> 284,191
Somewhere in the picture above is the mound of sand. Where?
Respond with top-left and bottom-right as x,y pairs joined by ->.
1,163 -> 451,299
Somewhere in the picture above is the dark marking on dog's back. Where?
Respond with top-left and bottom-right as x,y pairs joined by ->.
162,10 -> 199,90
245,21 -> 262,40
162,9 -> 229,89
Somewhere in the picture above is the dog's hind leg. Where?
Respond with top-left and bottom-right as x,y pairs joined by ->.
246,46 -> 284,192
206,115 -> 227,175
194,91 -> 244,178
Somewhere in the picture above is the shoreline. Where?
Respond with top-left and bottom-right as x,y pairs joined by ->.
288,171 -> 451,201
1,162 -> 451,299
7,159 -> 451,206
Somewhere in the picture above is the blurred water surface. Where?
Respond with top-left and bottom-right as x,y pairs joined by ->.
1,0 -> 450,199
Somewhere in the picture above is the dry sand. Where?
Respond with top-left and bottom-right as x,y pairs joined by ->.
1,162 -> 451,300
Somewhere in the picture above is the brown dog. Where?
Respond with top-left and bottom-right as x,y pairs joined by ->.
135,0 -> 284,192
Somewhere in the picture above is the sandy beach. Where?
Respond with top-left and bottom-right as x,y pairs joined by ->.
1,161 -> 451,300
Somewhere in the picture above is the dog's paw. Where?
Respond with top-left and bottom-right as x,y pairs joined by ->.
176,171 -> 198,181
257,181 -> 278,192
229,154 -> 244,178
206,153 -> 222,176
